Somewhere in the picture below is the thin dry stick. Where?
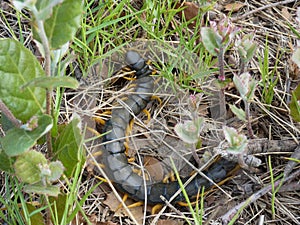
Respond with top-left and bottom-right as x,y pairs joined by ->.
220,168 -> 300,224
232,0 -> 297,22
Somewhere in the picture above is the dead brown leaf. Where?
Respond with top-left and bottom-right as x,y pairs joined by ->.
281,7 -> 292,21
224,2 -> 245,12
103,192 -> 144,224
175,2 -> 200,27
288,57 -> 300,80
144,156 -> 165,181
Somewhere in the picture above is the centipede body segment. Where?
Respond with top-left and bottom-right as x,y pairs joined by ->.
99,51 -> 236,204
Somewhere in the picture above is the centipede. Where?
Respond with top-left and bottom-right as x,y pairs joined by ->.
99,50 -> 236,204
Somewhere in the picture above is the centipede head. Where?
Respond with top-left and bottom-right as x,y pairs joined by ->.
125,51 -> 145,71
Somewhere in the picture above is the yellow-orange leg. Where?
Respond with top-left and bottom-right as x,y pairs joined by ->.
94,111 -> 112,125
151,95 -> 162,106
151,204 -> 163,215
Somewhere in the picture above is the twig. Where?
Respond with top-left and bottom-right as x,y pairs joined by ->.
0,99 -> 21,128
160,196 -> 185,217
277,181 -> 300,192
220,168 -> 300,224
231,0 -> 297,22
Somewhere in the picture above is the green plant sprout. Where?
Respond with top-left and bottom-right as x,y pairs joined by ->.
236,34 -> 257,74
201,18 -> 239,81
228,33 -> 257,138
223,126 -> 248,154
223,126 -> 249,170
174,116 -> 204,145
232,72 -> 257,138
175,94 -> 205,166
201,18 -> 239,121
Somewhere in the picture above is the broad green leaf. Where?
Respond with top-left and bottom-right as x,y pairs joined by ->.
1,115 -> 53,156
24,183 -> 60,196
49,194 -> 67,224
35,0 -> 64,20
245,42 -> 257,62
22,76 -> 79,89
0,149 -> 14,173
223,126 -> 237,146
36,0 -> 82,49
229,104 -> 246,121
22,203 -> 45,225
237,35 -> 257,64
14,151 -> 47,184
53,115 -> 85,177
200,27 -> 222,56
0,39 -> 46,122
289,84 -> 300,122
233,72 -> 257,101
247,78 -> 257,101
0,113 -> 17,132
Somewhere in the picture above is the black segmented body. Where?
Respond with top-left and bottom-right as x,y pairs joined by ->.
100,51 -> 236,204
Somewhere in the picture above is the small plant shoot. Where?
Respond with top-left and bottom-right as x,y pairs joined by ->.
223,126 -> 248,154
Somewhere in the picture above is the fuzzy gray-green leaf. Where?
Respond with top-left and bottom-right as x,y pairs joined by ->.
200,27 -> 222,56
14,151 -> 47,184
229,104 -> 246,121
40,0 -> 82,49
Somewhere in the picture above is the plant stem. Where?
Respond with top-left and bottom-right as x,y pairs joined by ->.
32,7 -> 53,155
218,47 -> 225,81
244,100 -> 254,138
239,60 -> 245,75
0,100 -> 21,127
192,143 -> 201,167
